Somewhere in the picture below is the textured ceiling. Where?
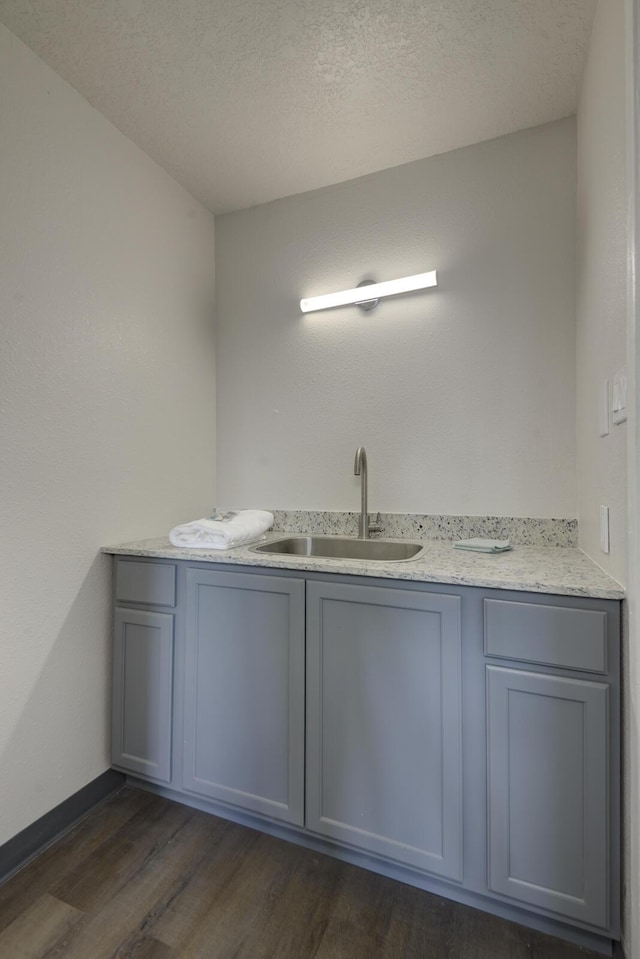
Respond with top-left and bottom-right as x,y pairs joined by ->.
0,0 -> 597,213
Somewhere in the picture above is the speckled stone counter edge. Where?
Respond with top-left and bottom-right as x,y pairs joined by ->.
102,535 -> 623,600
269,511 -> 577,547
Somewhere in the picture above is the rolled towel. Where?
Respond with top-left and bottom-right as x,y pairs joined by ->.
169,510 -> 274,549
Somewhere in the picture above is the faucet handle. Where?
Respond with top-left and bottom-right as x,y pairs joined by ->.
368,512 -> 383,534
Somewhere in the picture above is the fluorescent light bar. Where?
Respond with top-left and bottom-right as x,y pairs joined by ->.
300,270 -> 438,313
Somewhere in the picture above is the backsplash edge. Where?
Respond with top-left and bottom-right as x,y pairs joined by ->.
268,511 -> 578,548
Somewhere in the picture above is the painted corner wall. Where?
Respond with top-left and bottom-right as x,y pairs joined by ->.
215,119 -> 577,518
0,24 -> 216,844
624,1 -> 640,956
576,1 -> 632,953
576,0 -> 628,587
626,0 -> 640,952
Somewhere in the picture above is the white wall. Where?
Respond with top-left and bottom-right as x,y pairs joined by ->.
0,24 -> 216,845
215,120 -> 577,518
577,1 -> 628,587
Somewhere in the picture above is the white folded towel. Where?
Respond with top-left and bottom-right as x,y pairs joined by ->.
169,510 -> 274,550
453,538 -> 512,554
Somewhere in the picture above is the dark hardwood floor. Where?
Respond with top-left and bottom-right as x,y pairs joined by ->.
0,787 -> 603,958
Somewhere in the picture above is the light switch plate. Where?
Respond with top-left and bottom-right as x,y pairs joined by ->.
599,379 -> 610,436
612,369 -> 627,425
600,505 -> 610,554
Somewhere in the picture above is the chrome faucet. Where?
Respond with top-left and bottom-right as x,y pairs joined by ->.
353,446 -> 382,539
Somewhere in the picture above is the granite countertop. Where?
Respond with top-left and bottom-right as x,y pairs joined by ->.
101,533 -> 624,600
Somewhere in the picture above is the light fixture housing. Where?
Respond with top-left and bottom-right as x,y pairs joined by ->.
300,270 -> 438,314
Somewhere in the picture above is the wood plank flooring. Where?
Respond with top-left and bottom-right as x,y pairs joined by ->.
0,788 -> 604,959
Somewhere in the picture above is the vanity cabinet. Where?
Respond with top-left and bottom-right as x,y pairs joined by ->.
110,555 -> 621,950
182,568 -> 305,825
305,580 -> 463,880
111,561 -> 176,783
483,597 -> 615,929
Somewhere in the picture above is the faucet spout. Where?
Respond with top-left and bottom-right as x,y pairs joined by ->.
354,446 -> 369,538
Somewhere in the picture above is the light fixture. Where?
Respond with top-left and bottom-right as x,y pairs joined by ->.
300,270 -> 438,314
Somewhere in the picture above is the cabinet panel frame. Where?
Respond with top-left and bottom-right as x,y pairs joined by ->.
111,606 -> 174,783
306,579 -> 463,880
182,568 -> 306,825
486,665 -> 609,928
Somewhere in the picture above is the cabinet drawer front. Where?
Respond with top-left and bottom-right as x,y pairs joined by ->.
484,599 -> 607,672
115,560 -> 176,608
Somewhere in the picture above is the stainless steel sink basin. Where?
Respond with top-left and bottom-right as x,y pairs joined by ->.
252,536 -> 425,562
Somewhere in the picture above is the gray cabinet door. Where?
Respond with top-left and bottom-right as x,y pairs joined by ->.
112,607 -> 174,782
487,666 -> 609,928
306,580 -> 462,880
183,569 -> 305,825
